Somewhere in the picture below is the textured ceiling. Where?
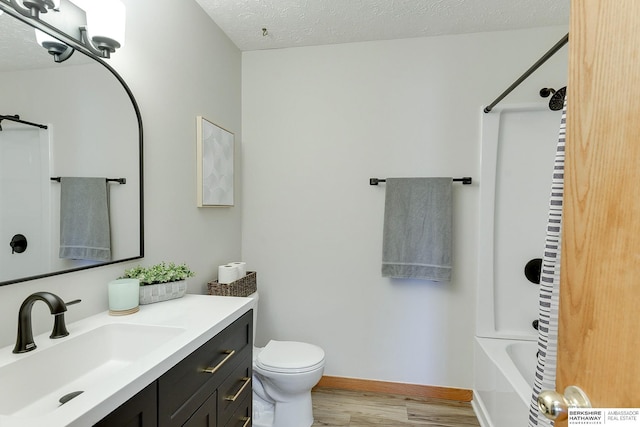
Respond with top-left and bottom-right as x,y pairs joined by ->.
0,13 -> 53,71
195,0 -> 570,51
0,11 -> 92,72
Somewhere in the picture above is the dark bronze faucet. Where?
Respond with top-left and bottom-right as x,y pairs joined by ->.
13,292 -> 71,353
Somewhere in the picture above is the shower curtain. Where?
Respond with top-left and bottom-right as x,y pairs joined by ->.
527,100 -> 567,427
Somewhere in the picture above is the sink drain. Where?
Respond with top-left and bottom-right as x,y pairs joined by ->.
59,390 -> 83,406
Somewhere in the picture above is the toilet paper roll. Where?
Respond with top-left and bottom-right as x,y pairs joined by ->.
230,261 -> 246,278
218,264 -> 239,284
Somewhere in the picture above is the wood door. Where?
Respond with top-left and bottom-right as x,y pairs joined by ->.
557,0 -> 640,425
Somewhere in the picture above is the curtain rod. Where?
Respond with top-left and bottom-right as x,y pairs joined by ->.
369,177 -> 472,185
0,114 -> 48,130
51,177 -> 127,184
484,33 -> 569,113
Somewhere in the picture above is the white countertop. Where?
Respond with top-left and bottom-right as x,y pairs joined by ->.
0,294 -> 254,427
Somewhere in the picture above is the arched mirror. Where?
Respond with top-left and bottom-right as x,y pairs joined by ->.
0,6 -> 143,286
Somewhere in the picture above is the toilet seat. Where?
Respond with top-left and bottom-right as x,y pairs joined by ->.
255,340 -> 325,374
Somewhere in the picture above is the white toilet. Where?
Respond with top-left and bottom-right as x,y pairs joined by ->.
248,292 -> 325,427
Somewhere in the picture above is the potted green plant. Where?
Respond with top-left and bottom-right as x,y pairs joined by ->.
121,262 -> 195,305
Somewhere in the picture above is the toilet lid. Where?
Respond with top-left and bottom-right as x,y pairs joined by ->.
255,340 -> 325,373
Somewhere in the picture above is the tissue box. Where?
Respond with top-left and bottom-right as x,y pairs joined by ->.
208,271 -> 257,297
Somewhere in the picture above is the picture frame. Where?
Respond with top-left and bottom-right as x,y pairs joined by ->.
196,116 -> 234,207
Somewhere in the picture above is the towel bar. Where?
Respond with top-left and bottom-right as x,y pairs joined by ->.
51,177 -> 126,184
369,177 -> 472,186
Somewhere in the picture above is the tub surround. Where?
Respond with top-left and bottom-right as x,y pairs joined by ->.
477,104 -> 561,341
0,294 -> 253,427
474,103 -> 567,427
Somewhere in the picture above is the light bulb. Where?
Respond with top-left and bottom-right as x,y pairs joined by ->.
35,28 -> 60,47
85,0 -> 126,50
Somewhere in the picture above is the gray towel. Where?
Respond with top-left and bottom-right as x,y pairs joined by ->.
59,177 -> 112,262
382,178 -> 452,281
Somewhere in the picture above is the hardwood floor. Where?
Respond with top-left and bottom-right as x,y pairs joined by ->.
311,387 -> 481,426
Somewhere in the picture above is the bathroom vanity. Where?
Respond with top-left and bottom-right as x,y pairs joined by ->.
97,310 -> 252,427
0,295 -> 253,427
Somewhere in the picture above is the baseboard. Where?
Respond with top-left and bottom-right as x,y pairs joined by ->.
314,376 -> 473,402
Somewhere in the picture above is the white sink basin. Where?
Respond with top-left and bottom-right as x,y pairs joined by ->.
0,323 -> 185,417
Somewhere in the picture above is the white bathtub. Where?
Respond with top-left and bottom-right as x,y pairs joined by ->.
472,337 -> 537,427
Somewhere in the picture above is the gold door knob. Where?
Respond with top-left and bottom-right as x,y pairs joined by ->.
538,386 -> 592,421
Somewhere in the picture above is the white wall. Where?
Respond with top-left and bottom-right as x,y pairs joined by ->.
242,26 -> 568,389
0,0 -> 241,348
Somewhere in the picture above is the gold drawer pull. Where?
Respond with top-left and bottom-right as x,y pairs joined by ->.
203,350 -> 235,374
225,377 -> 251,402
240,416 -> 251,427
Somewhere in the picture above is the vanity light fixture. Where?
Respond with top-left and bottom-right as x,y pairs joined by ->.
3,0 -> 125,61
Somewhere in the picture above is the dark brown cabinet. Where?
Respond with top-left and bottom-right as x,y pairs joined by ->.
182,392 -> 218,427
95,310 -> 253,427
94,382 -> 158,427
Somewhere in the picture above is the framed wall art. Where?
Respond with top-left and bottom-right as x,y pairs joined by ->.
196,116 -> 234,207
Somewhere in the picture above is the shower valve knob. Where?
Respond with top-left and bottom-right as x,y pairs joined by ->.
9,234 -> 27,254
538,386 -> 592,421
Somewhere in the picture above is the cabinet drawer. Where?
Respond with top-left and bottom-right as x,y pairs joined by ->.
159,310 -> 252,427
182,391 -> 216,427
225,394 -> 252,427
217,355 -> 252,427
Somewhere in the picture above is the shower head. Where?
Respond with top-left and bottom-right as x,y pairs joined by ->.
539,86 -> 566,111
549,86 -> 566,110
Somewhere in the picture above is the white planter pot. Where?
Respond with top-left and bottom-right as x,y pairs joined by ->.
139,280 -> 187,305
